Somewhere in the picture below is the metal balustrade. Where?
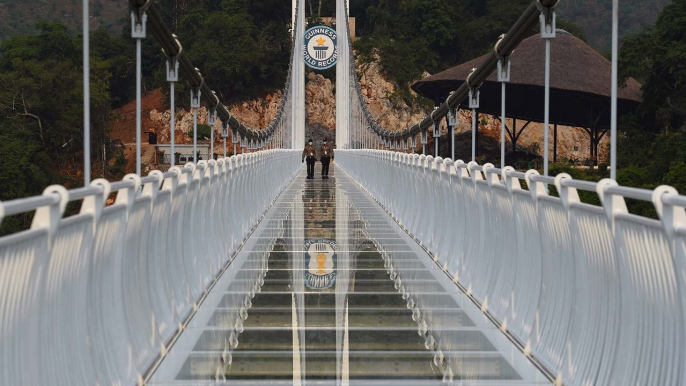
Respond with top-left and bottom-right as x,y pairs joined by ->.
0,150 -> 300,386
0,0 -> 674,383
335,149 -> 686,386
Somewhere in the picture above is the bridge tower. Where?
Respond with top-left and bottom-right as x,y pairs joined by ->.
336,0 -> 350,149
292,0 -> 350,149
291,0 -> 306,149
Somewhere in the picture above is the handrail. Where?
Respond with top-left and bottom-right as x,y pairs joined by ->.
558,178 -> 598,192
605,184 -> 654,201
335,149 -> 686,386
68,186 -> 105,201
109,179 -> 137,192
663,193 -> 686,207
2,194 -> 61,217
0,150 -> 302,385
529,174 -> 556,185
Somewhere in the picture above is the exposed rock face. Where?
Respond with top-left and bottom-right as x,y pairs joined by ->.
358,61 -> 430,132
146,53 -> 608,164
230,92 -> 283,130
305,72 -> 336,133
355,58 -> 608,163
149,101 -> 281,155
150,107 -> 210,145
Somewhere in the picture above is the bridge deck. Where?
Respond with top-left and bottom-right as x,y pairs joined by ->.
149,164 -> 551,385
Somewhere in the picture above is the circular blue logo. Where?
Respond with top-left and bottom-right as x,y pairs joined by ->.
303,26 -> 339,70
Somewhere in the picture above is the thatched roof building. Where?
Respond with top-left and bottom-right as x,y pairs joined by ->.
411,30 -> 643,159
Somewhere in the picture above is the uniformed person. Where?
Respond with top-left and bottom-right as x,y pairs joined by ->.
320,139 -> 334,179
302,139 -> 317,179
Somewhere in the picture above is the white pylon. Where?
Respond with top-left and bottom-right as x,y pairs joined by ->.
291,0 -> 305,149
336,0 -> 350,149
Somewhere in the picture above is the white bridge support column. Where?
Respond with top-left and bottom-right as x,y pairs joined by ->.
291,0 -> 305,149
336,0 -> 350,149
292,0 -> 296,37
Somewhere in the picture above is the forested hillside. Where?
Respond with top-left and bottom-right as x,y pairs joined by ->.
0,0 -> 127,42
351,0 -> 669,102
556,0 -> 671,50
352,0 -> 573,102
613,0 -> 686,215
0,0 -> 293,234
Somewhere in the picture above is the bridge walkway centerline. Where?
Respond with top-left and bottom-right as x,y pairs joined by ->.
148,164 -> 552,385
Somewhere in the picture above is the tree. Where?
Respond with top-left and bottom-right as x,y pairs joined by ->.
353,0 -> 539,103
620,0 -> 686,134
0,121 -> 51,235
190,124 -> 212,140
160,0 -> 292,101
614,0 -> 686,215
0,22 -> 112,194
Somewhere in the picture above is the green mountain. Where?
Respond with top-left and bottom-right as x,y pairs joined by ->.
556,0 -> 671,51
0,1 -> 670,50
0,0 -> 127,42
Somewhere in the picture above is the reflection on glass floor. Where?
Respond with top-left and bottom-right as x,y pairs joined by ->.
149,165 -> 551,385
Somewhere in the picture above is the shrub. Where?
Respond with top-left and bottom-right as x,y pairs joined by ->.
190,124 -> 212,140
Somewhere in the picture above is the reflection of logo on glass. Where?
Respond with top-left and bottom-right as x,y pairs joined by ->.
305,239 -> 336,290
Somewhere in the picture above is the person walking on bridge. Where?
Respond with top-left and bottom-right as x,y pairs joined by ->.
302,139 -> 317,179
320,139 -> 334,179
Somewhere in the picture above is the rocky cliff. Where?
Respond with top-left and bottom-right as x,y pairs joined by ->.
142,53 -> 607,165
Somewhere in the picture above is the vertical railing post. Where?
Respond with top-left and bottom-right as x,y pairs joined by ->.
537,2 -> 557,178
208,105 -> 218,160
420,128 -> 428,155
131,9 -> 148,175
432,107 -> 440,157
165,55 -> 179,166
448,107 -> 457,160
610,0 -> 619,180
190,86 -> 201,162
468,84 -> 480,163
495,35 -> 511,169
277,124 -> 281,149
232,128 -> 239,156
83,0 -> 91,185
221,122 -> 229,158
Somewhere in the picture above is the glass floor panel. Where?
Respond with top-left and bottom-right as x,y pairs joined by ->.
149,164 -> 551,385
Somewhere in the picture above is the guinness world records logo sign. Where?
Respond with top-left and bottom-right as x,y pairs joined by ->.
303,26 -> 338,70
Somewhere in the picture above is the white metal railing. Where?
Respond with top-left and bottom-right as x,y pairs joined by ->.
0,150 -> 301,386
336,149 -> 686,386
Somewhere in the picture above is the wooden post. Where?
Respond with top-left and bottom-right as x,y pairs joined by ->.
553,123 -> 558,163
